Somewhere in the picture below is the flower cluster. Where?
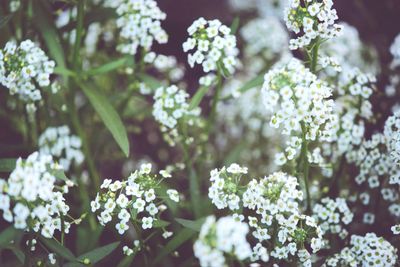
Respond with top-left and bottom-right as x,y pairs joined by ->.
91,163 -> 177,235
183,18 -> 238,75
324,233 -> 398,267
207,168 -> 324,265
262,58 -> 335,165
208,163 -> 248,210
0,152 -> 73,238
144,52 -> 185,83
0,40 -> 55,110
152,85 -> 201,144
38,126 -> 84,171
112,0 -> 168,55
325,68 -> 375,161
194,215 -> 252,267
384,111 -> 400,166
284,0 -> 342,49
240,17 -> 289,62
320,22 -> 380,75
347,133 -> 398,187
390,33 -> 400,69
312,198 -> 353,239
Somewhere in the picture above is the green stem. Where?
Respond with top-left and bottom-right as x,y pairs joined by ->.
309,38 -> 320,73
206,72 -> 223,135
72,0 -> 85,70
299,125 -> 311,213
68,0 -> 100,189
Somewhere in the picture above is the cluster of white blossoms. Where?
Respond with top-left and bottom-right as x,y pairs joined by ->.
207,168 -> 324,265
38,126 -> 84,171
284,0 -> 342,50
208,163 -> 248,210
91,163 -> 178,235
390,33 -> 400,69
243,173 -> 323,265
0,40 -> 55,109
325,68 -> 375,161
152,85 -> 201,142
384,111 -> 400,166
183,18 -> 238,75
312,198 -> 353,239
240,17 -> 289,62
111,0 -> 168,55
193,216 -> 252,267
228,0 -> 285,18
143,52 -> 185,83
262,58 -> 335,165
324,233 -> 398,267
320,23 -> 380,75
0,152 -> 73,238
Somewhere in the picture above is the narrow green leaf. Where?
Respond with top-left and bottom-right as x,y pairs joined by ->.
40,237 -> 76,262
238,74 -> 264,94
230,17 -> 240,34
65,241 -> 120,267
54,66 -> 76,77
0,227 -> 21,248
221,74 -> 264,101
77,80 -> 130,157
138,73 -> 162,90
85,57 -> 131,76
11,248 -> 25,263
0,14 -> 12,29
116,254 -> 135,267
151,228 -> 196,266
189,85 -> 210,110
224,141 -> 247,165
153,219 -> 170,228
175,218 -> 206,232
0,158 -> 16,172
33,1 -> 66,69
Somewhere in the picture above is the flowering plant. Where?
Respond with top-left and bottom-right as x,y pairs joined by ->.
0,0 -> 399,266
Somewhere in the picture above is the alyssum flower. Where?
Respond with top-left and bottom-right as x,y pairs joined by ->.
0,39 -> 56,111
183,17 -> 239,75
284,0 -> 342,50
0,152 -> 74,238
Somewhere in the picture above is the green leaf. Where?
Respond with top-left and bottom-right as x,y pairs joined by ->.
0,158 -> 16,172
151,228 -> 196,266
175,218 -> 206,232
77,80 -> 130,157
40,237 -> 76,262
33,1 -> 66,69
153,219 -> 170,228
116,254 -> 135,267
138,73 -> 162,90
230,16 -> 240,34
0,227 -> 22,248
50,169 -> 76,186
189,85 -> 210,110
85,57 -> 131,76
54,66 -> 76,77
11,248 -> 25,263
221,74 -> 264,101
65,241 -> 120,267
238,74 -> 264,94
0,14 -> 12,29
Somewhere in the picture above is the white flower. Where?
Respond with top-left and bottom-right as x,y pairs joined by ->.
142,216 -> 153,229
123,245 -> 134,256
284,0 -> 342,50
183,18 -> 239,75
166,189 -> 179,202
0,39 -> 56,111
48,253 -> 56,265
116,221 -> 129,235
111,0 -> 168,55
38,126 -> 84,171
194,216 -> 252,267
